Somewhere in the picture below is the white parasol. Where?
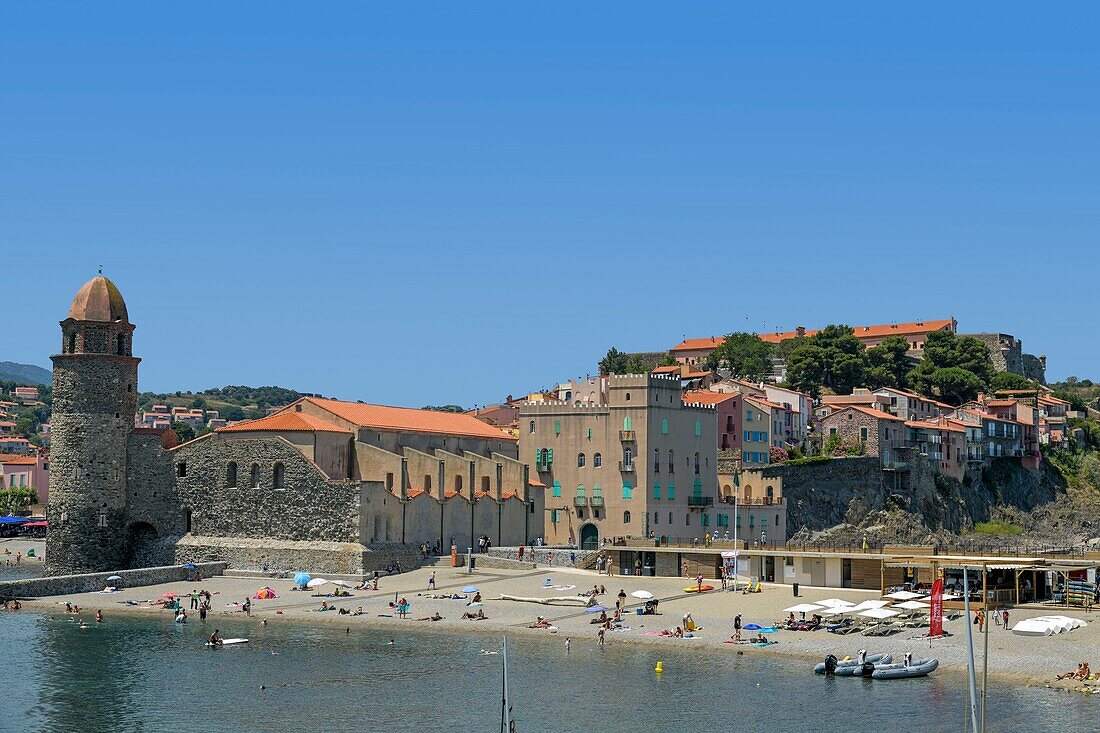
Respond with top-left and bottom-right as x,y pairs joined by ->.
782,603 -> 824,614
883,590 -> 923,600
306,578 -> 329,588
858,607 -> 901,619
893,600 -> 930,610
630,590 -> 655,600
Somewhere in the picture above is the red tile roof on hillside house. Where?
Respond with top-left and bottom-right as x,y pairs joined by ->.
297,397 -> 517,441
829,405 -> 906,422
670,336 -> 724,353
217,411 -> 353,434
984,399 -> 1017,408
0,453 -> 38,465
674,319 -> 956,350
682,391 -> 738,406
746,397 -> 787,411
905,419 -> 965,433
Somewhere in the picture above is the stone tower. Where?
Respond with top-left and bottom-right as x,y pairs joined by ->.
46,275 -> 139,575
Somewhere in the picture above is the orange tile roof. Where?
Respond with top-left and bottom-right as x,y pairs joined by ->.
300,397 -> 517,441
652,365 -> 682,374
683,391 -> 737,406
0,453 -> 37,465
217,411 -> 352,434
670,336 -> 723,352
747,397 -> 787,411
826,405 -> 905,422
528,478 -> 546,488
985,399 -> 1016,407
905,419 -> 964,433
406,489 -> 428,498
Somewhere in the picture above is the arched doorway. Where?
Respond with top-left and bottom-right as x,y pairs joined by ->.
580,523 -> 599,550
124,522 -> 160,569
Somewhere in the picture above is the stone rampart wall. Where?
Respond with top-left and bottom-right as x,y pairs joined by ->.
0,561 -> 227,599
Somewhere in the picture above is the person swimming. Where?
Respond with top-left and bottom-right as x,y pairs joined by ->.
209,629 -> 222,645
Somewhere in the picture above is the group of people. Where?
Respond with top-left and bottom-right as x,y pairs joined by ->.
1057,661 -> 1092,681
356,571 -> 381,591
972,608 -> 1010,632
476,535 -> 493,553
187,589 -> 214,621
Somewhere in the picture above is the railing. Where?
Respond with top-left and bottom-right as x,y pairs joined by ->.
535,461 -> 551,472
719,496 -> 782,506
882,461 -> 910,471
618,461 -> 635,472
589,496 -> 605,507
619,430 -> 635,441
573,496 -> 588,507
687,496 -> 714,507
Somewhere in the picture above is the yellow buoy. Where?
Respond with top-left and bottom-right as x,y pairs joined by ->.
655,661 -> 664,673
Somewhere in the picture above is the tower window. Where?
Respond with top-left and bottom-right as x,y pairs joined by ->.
176,461 -> 187,477
226,462 -> 237,488
481,476 -> 491,492
424,474 -> 433,491
250,463 -> 260,488
67,332 -> 76,354
116,334 -> 127,355
273,462 -> 285,489
455,475 -> 463,491
185,508 -> 193,533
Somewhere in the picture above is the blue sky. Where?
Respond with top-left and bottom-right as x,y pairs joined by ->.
3,3 -> 1097,406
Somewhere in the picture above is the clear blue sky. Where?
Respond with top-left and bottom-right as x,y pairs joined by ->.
3,3 -> 1097,406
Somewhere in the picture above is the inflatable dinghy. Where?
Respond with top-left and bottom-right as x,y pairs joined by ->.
871,658 -> 939,679
814,653 -> 891,675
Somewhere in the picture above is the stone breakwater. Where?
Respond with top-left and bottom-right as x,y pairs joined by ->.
0,561 -> 227,599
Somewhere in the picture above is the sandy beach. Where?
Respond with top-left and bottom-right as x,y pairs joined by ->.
14,561 -> 1100,694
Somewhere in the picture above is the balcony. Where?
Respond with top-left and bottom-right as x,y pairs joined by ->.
619,430 -> 636,441
573,496 -> 588,507
687,496 -> 714,507
619,461 -> 635,472
589,496 -> 604,507
535,461 -> 552,473
882,461 -> 910,472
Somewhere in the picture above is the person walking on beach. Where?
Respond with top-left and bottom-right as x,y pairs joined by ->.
565,637 -> 571,653
1001,609 -> 1009,629
428,571 -> 436,590
518,545 -> 525,561
617,589 -> 627,611
696,573 -> 704,592
733,613 -> 742,642
190,590 -> 198,610
597,627 -> 605,647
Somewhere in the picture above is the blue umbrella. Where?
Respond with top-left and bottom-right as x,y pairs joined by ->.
461,585 -> 479,593
0,516 -> 28,525
181,563 -> 197,570
743,623 -> 763,631
294,572 -> 312,586
585,604 -> 609,614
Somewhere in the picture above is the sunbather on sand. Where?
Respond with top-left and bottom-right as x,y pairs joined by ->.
461,609 -> 487,620
528,616 -> 552,628
417,613 -> 444,621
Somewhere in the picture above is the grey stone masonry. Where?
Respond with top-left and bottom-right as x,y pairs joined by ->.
173,435 -> 361,543
0,561 -> 226,599
47,352 -> 140,575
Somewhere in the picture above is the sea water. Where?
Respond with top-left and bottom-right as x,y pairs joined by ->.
0,612 -> 1091,732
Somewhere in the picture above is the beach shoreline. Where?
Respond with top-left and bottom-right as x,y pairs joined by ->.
13,562 -> 1100,694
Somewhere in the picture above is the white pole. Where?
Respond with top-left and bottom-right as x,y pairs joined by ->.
732,493 -> 738,592
962,568 -> 980,733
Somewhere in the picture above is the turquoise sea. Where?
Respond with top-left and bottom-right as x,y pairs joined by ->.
0,611 -> 1093,733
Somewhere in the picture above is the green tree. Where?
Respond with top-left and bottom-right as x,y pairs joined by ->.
784,325 -> 868,396
774,336 -> 809,361
169,421 -> 195,443
927,367 -> 984,405
989,372 -> 1037,393
866,335 -> 911,389
191,397 -> 207,409
704,332 -> 773,380
598,347 -> 631,376
908,331 -> 996,404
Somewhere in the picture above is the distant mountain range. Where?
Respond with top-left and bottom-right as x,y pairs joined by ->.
0,361 -> 51,386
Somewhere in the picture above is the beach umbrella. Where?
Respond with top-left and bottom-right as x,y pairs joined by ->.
631,590 -> 654,600
782,603 -> 823,614
883,590 -> 922,600
815,598 -> 854,607
106,575 -> 123,582
330,579 -> 351,588
894,600 -> 930,610
462,585 -> 479,593
306,578 -> 329,588
254,587 -> 277,600
848,599 -> 890,612
293,572 -> 312,586
814,608 -> 848,617
743,623 -> 763,631
858,608 -> 900,620
181,563 -> 197,570
584,605 -> 609,614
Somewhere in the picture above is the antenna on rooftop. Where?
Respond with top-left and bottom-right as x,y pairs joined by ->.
98,264 -> 103,275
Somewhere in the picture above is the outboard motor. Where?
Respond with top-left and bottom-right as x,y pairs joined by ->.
859,661 -> 875,677
824,655 -> 838,675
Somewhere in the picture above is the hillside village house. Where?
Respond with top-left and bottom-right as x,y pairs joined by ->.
819,405 -> 907,466
0,452 -> 49,504
671,319 -> 958,366
519,374 -> 719,550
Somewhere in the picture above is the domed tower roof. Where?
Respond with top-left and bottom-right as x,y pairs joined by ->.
68,275 -> 129,323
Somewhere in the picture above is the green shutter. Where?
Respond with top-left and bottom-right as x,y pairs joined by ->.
552,481 -> 561,498
622,482 -> 632,499
547,448 -> 553,463
693,477 -> 702,496
593,484 -> 601,497
661,418 -> 668,435
667,483 -> 675,500
577,484 -> 585,497
653,482 -> 661,500
695,419 -> 701,437
623,417 -> 632,431
554,420 -> 560,435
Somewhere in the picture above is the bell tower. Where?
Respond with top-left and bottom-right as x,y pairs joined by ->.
46,274 -> 140,575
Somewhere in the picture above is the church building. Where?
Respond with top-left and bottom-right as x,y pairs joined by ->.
46,275 -> 544,576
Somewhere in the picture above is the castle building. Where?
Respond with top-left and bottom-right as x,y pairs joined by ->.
46,276 -> 543,576
518,374 -> 718,549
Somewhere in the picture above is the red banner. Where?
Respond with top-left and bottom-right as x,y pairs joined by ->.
929,578 -> 944,637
